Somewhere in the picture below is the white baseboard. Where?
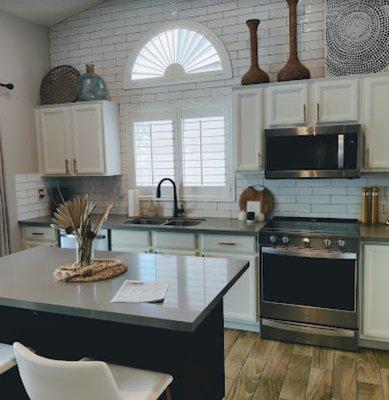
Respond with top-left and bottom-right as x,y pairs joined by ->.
224,319 -> 260,332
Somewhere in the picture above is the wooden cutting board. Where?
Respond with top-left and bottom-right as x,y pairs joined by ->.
239,186 -> 274,216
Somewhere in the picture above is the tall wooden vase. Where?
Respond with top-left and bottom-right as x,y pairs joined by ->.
277,0 -> 310,82
241,19 -> 269,85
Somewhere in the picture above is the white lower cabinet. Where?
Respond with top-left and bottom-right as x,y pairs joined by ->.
24,240 -> 56,249
153,249 -> 197,256
22,226 -> 57,249
362,244 -> 389,342
111,230 -> 151,253
200,251 -> 258,325
109,229 -> 259,329
151,232 -> 195,254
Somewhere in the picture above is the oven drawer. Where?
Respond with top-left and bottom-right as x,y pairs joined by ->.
261,319 -> 358,351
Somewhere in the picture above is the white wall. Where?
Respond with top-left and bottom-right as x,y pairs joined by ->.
0,10 -> 50,251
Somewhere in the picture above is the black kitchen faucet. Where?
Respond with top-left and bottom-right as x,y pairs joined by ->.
156,178 -> 185,219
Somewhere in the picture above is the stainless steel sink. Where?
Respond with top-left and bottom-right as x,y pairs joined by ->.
125,218 -> 170,226
164,219 -> 204,227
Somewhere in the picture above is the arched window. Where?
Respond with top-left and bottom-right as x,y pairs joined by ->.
124,21 -> 232,88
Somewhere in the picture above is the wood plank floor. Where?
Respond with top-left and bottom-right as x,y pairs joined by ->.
224,330 -> 389,400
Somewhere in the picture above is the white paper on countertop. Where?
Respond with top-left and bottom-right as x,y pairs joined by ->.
110,280 -> 170,303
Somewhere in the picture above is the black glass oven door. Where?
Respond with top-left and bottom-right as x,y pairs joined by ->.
261,248 -> 356,312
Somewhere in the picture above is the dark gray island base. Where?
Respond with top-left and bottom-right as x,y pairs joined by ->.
0,247 -> 249,400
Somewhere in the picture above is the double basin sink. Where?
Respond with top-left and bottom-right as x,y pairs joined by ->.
125,217 -> 205,227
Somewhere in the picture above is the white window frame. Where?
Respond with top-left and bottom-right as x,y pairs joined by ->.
124,20 -> 232,89
127,103 -> 234,202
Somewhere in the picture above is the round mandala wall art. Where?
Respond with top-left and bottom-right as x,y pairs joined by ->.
326,0 -> 389,76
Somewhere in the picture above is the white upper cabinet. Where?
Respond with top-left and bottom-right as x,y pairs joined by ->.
36,107 -> 70,175
266,83 -> 308,127
364,76 -> 389,170
362,244 -> 389,342
70,103 -> 105,174
233,89 -> 263,171
36,101 -> 121,176
314,80 -> 359,124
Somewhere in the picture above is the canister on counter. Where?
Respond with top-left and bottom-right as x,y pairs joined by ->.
360,187 -> 371,224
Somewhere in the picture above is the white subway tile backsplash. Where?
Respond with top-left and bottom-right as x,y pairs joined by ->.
331,195 -> 360,205
296,195 -> 331,204
15,174 -> 55,221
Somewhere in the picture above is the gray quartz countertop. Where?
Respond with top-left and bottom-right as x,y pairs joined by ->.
19,215 -> 265,235
360,224 -> 389,241
0,247 -> 249,332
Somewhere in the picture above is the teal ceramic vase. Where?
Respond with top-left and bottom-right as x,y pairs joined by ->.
78,64 -> 108,101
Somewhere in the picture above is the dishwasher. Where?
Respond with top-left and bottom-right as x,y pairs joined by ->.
59,229 -> 109,251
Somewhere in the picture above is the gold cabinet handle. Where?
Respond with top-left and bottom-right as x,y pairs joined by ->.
73,158 -> 78,173
316,103 -> 320,122
218,242 -> 237,246
257,152 -> 262,170
303,104 -> 307,124
65,159 -> 69,174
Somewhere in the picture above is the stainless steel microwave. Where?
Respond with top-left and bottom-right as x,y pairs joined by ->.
264,124 -> 363,179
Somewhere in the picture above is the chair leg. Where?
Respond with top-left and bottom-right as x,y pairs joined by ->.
164,386 -> 172,400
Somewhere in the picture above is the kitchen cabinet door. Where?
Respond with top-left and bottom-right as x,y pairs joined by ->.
362,244 -> 389,341
70,103 -> 105,174
364,76 -> 389,169
314,80 -> 359,124
24,241 -> 57,249
111,230 -> 151,253
200,251 -> 258,324
152,232 -> 196,251
36,107 -> 70,175
267,84 -> 308,126
233,89 -> 263,171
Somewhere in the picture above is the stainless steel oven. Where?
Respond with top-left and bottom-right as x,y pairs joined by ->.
265,124 -> 363,179
259,217 -> 359,351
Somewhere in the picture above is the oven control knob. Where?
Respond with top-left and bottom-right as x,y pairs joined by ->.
282,236 -> 290,245
323,239 -> 332,248
302,237 -> 311,246
269,235 -> 277,244
338,239 -> 346,249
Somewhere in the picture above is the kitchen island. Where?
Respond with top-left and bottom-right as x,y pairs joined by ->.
0,246 -> 249,399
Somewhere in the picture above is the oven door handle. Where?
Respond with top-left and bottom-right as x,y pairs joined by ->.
261,247 -> 357,260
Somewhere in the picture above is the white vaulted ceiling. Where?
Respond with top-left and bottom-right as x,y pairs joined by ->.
0,0 -> 104,27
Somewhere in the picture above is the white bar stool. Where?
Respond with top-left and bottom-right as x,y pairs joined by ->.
0,343 -> 16,374
14,342 -> 173,400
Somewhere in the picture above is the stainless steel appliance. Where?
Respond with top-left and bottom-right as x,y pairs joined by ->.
259,217 -> 359,351
265,124 -> 363,179
60,229 -> 109,251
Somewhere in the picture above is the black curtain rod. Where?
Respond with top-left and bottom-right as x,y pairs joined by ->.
0,83 -> 14,90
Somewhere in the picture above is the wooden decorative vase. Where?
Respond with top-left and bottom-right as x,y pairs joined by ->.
277,0 -> 311,82
241,19 -> 269,85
